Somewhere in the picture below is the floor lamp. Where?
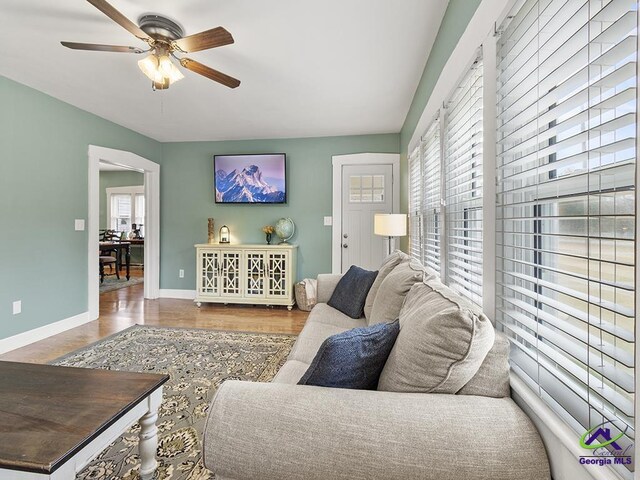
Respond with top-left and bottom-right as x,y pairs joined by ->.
374,214 -> 407,256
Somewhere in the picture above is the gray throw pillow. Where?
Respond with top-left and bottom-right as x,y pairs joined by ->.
327,265 -> 378,319
363,251 -> 408,320
368,260 -> 423,326
377,278 -> 495,394
298,320 -> 400,390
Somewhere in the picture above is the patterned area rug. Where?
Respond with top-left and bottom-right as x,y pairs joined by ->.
99,276 -> 144,294
50,325 -> 296,479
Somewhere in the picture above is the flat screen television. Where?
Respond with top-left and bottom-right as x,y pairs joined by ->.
214,153 -> 286,204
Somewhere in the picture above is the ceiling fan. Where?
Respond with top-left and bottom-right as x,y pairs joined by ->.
61,0 -> 240,90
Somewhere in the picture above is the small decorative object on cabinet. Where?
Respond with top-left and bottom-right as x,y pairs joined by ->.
274,217 -> 295,244
262,225 -> 275,245
208,218 -> 215,244
195,244 -> 297,309
219,225 -> 230,243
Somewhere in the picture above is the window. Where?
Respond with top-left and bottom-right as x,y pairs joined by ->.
421,117 -> 442,273
110,194 -> 132,233
444,57 -> 483,305
349,175 -> 385,203
135,193 -> 145,229
407,61 -> 481,300
408,146 -> 423,262
495,1 -> 636,477
107,186 -> 145,236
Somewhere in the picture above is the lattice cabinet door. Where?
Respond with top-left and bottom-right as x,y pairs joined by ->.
220,250 -> 243,297
266,251 -> 290,298
198,249 -> 221,297
244,250 -> 266,298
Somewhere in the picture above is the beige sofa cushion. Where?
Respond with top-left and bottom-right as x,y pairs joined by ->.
457,331 -> 511,398
368,260 -> 424,326
363,251 -> 408,320
378,278 -> 495,394
272,359 -> 310,384
306,303 -> 368,329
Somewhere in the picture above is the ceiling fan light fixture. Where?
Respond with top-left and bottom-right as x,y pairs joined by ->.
138,52 -> 184,89
137,54 -> 159,81
158,55 -> 184,83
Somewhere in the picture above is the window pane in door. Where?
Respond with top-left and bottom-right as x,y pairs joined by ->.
349,175 -> 385,204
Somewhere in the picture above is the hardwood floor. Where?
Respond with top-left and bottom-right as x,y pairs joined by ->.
0,275 -> 309,364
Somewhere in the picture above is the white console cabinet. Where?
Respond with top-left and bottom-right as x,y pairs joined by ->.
195,244 -> 298,309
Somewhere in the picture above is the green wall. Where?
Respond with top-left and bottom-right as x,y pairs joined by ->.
0,76 -> 161,339
398,0 -> 482,249
99,170 -> 144,230
160,134 -> 399,289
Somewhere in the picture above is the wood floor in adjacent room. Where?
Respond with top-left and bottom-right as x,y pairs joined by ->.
0,274 -> 309,364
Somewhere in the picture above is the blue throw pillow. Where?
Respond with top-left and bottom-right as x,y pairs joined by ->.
327,265 -> 378,318
298,320 -> 400,390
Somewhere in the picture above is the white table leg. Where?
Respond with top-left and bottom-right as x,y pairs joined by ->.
138,390 -> 162,480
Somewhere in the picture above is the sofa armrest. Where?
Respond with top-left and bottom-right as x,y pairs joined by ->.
316,273 -> 343,303
203,381 -> 549,480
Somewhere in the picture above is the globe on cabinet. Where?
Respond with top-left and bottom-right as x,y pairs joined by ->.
275,218 -> 295,244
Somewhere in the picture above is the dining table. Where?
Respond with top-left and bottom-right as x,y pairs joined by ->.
99,241 -> 131,280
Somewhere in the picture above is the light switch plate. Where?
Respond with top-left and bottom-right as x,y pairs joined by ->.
12,300 -> 21,315
179,269 -> 185,278
323,216 -> 332,226
75,219 -> 85,231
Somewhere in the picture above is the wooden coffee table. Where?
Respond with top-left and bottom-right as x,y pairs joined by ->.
0,361 -> 169,479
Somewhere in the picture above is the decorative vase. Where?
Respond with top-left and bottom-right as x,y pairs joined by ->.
266,233 -> 272,245
208,218 -> 215,244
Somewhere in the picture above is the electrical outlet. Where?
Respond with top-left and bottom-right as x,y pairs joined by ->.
179,269 -> 185,278
12,300 -> 21,315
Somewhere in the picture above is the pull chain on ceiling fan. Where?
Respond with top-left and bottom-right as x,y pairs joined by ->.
61,0 -> 240,90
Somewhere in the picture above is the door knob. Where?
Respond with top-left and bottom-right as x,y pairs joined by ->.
343,243 -> 348,248
343,233 -> 348,239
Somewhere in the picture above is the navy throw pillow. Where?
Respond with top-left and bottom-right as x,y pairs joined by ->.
328,265 -> 378,318
298,320 -> 400,390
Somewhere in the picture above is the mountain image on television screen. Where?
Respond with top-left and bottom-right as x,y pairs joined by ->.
215,165 -> 285,203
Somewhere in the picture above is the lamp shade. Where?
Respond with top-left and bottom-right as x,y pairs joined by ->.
374,214 -> 407,236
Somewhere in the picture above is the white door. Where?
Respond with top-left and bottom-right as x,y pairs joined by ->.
341,164 -> 393,272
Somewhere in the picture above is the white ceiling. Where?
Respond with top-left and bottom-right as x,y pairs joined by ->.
0,0 -> 447,142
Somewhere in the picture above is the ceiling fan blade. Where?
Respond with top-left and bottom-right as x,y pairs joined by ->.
61,41 -> 145,53
179,58 -> 240,88
172,27 -> 234,53
86,0 -> 151,42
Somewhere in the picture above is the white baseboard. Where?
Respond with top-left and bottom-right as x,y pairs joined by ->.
0,311 -> 92,355
159,289 -> 196,300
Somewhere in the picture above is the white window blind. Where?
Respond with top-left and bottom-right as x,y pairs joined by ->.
444,57 -> 483,304
408,145 -> 423,262
421,117 -> 442,273
110,194 -> 132,233
496,0 -> 636,476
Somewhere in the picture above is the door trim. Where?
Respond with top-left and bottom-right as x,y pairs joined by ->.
88,145 -> 160,320
331,153 -> 400,274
